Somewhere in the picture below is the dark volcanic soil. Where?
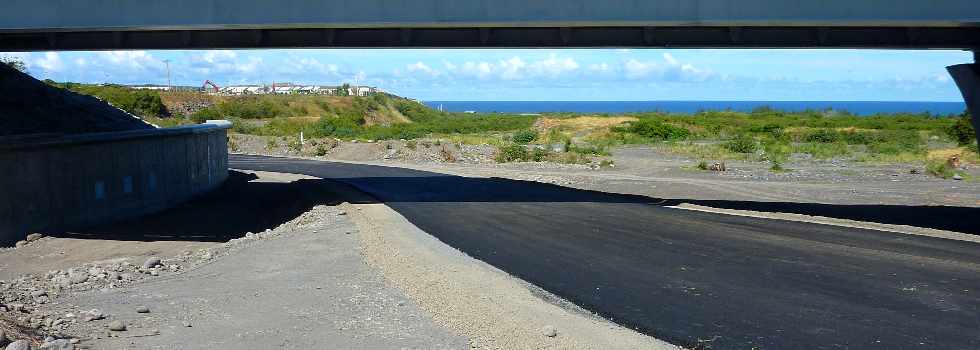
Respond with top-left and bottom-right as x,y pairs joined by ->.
0,64 -> 153,136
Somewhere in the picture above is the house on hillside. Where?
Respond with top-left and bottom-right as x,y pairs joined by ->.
210,83 -> 382,96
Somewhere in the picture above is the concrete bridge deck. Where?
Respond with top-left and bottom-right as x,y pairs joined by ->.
1,0 -> 979,50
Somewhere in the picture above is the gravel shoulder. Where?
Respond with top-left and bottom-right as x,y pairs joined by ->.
0,171 -> 466,349
343,202 -> 679,350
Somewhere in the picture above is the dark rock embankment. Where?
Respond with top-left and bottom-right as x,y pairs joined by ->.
0,64 -> 153,137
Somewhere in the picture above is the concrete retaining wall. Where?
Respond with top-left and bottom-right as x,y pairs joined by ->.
0,122 -> 230,245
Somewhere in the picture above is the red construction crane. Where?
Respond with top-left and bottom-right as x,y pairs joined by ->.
202,80 -> 220,93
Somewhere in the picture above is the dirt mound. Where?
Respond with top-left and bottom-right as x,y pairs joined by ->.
0,64 -> 154,136
534,116 -> 636,132
159,91 -> 216,117
364,103 -> 411,126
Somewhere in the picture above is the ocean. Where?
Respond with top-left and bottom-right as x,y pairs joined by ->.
424,101 -> 967,116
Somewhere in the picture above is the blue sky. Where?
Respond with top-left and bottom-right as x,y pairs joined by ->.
1,49 -> 971,102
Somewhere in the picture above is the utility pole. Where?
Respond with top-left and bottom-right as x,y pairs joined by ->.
162,59 -> 172,91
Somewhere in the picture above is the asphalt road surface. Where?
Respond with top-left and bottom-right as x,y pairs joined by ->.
230,154 -> 980,350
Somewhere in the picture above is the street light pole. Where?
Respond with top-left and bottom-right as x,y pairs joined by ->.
163,59 -> 172,91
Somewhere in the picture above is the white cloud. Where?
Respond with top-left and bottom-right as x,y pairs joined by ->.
289,58 -> 340,76
406,61 -> 439,77
529,55 -> 579,77
587,63 -> 611,72
622,54 -> 712,82
442,55 -> 579,81
34,52 -> 65,73
624,59 -> 654,79
95,51 -> 162,72
188,50 -> 261,76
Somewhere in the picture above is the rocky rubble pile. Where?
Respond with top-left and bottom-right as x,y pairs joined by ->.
0,205 -> 340,349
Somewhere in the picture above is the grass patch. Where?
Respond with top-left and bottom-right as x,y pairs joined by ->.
926,158 -> 959,179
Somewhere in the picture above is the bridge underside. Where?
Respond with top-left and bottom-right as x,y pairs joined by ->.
2,26 -> 980,51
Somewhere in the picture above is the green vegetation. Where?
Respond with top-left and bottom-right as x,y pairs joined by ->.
621,118 -> 690,140
926,158 -> 960,179
496,144 -> 529,162
222,95 -> 535,141
946,111 -> 976,146
144,116 -> 194,128
594,108 -> 967,164
725,134 -> 758,154
53,79 -> 975,172
47,82 -> 167,118
512,129 -> 538,144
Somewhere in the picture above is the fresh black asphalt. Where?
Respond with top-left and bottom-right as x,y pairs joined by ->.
231,154 -> 980,349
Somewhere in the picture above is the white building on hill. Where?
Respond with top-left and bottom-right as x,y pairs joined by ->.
213,84 -> 381,96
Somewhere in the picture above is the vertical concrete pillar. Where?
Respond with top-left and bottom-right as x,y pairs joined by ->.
947,50 -> 980,145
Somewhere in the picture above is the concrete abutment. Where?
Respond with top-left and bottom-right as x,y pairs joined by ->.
0,122 -> 230,245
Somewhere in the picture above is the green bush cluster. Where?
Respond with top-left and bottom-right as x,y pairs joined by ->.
213,96 -> 294,119
725,134 -> 758,153
57,83 -> 166,118
926,158 -> 959,179
512,129 -> 538,144
626,118 -> 690,140
496,144 -> 528,162
947,111 -> 976,146
629,109 -> 957,142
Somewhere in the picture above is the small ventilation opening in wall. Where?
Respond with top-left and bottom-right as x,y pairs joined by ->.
94,181 -> 105,200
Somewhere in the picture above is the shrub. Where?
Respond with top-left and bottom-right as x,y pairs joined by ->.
947,111 -> 976,146
770,160 -> 786,172
532,147 -> 549,162
696,160 -> 709,170
512,129 -> 538,144
215,96 -> 293,119
749,123 -> 783,134
405,140 -> 417,150
265,138 -> 279,150
314,144 -> 329,156
568,144 -> 608,156
496,144 -> 528,162
725,134 -> 758,153
230,117 -> 258,134
61,84 -> 166,118
191,107 -> 221,124
866,130 -> 924,155
287,138 -> 302,153
926,158 -> 957,179
627,119 -> 690,140
805,129 -> 841,143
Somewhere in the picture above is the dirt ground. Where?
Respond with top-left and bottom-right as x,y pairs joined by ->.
0,171 -> 468,349
0,168 -> 681,350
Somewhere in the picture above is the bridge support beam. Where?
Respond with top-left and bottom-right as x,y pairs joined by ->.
947,50 -> 980,146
